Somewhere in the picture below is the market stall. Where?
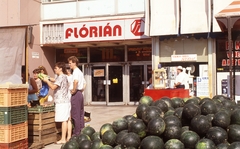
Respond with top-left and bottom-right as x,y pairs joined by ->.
144,68 -> 189,100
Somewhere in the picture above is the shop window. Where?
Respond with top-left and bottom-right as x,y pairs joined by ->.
128,45 -> 152,61
56,48 -> 87,63
90,46 -> 124,62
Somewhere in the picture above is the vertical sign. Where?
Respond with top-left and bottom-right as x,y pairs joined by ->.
196,77 -> 209,97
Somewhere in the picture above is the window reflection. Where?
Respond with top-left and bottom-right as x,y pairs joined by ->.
56,48 -> 87,63
128,45 -> 152,61
90,46 -> 124,63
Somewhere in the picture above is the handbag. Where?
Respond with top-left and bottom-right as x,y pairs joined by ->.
39,82 -> 49,97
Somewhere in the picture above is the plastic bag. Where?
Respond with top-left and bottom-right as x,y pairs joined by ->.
39,82 -> 49,97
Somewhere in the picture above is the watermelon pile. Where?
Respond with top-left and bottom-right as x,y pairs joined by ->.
61,95 -> 240,149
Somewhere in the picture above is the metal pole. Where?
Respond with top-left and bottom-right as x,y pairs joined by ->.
227,17 -> 233,99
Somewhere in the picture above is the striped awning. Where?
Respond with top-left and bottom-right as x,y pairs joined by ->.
215,0 -> 240,18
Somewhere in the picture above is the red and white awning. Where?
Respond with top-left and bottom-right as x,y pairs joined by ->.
215,0 -> 240,18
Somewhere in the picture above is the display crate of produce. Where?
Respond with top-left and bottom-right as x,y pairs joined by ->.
28,105 -> 55,113
0,84 -> 28,107
28,111 -> 57,145
0,122 -> 28,143
0,105 -> 27,125
0,138 -> 28,149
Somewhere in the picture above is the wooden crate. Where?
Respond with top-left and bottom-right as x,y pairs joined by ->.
0,84 -> 28,107
28,142 -> 44,149
0,138 -> 28,149
0,122 -> 28,143
28,111 -> 57,145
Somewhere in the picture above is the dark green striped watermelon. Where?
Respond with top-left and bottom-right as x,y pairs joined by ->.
164,139 -> 184,149
140,135 -> 164,149
195,138 -> 216,149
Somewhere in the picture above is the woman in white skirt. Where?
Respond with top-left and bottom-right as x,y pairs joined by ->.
43,62 -> 72,144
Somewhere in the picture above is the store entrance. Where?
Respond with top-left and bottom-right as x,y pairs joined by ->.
129,63 -> 152,102
91,64 -> 123,104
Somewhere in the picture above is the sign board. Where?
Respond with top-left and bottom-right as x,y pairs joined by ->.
63,18 -> 149,42
196,76 -> 209,97
93,69 -> 104,77
171,54 -> 197,62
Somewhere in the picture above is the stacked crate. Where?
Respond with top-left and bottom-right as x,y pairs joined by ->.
0,84 -> 28,149
28,105 -> 57,147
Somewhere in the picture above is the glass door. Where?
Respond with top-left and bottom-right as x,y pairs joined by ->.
129,64 -> 152,102
91,65 -> 123,104
92,66 -> 106,102
108,66 -> 123,102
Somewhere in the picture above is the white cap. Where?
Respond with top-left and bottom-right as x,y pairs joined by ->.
177,66 -> 183,70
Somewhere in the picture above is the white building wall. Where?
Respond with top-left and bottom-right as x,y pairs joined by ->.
41,0 -> 145,20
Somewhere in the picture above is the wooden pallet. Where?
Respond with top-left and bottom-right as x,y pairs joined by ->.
28,111 -> 57,145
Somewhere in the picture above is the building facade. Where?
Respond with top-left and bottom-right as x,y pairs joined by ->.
1,0 -> 238,104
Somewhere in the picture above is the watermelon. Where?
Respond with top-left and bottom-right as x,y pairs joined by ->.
212,110 -> 230,128
63,139 -> 79,149
139,96 -> 153,105
121,132 -> 141,148
201,100 -> 217,115
140,135 -> 164,149
151,100 -> 168,113
216,142 -> 229,149
173,107 -> 183,119
102,130 -> 116,146
81,126 -> 96,138
164,109 -> 175,118
91,132 -> 101,141
77,134 -> 91,145
92,139 -> 103,149
135,104 -> 149,119
115,130 -> 128,145
180,130 -> 200,149
199,97 -> 212,105
147,117 -> 166,136
113,145 -> 123,149
227,124 -> 240,143
112,118 -> 128,133
100,123 -> 114,138
164,115 -> 182,127
195,138 -> 216,149
171,97 -> 184,108
163,125 -> 182,140
182,103 -> 201,120
164,139 -> 184,149
78,139 -> 92,149
99,145 -> 113,149
185,98 -> 199,105
190,115 -> 212,137
228,142 -> 240,149
128,119 -> 146,138
181,126 -> 189,134
230,109 -> 240,125
206,126 -> 228,145
160,97 -> 174,108
141,106 -> 162,124
123,115 -> 137,125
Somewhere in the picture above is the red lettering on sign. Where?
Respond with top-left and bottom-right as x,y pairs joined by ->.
65,23 -> 123,39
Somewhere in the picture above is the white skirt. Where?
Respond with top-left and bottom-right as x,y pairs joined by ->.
55,102 -> 71,122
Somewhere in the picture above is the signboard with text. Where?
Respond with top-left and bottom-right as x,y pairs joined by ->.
63,18 -> 149,42
171,54 -> 197,62
216,39 -> 240,72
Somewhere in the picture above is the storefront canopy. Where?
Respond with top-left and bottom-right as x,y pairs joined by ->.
215,0 -> 240,99
215,0 -> 240,31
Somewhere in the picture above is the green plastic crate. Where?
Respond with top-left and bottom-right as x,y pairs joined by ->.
28,105 -> 55,113
0,105 -> 28,125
